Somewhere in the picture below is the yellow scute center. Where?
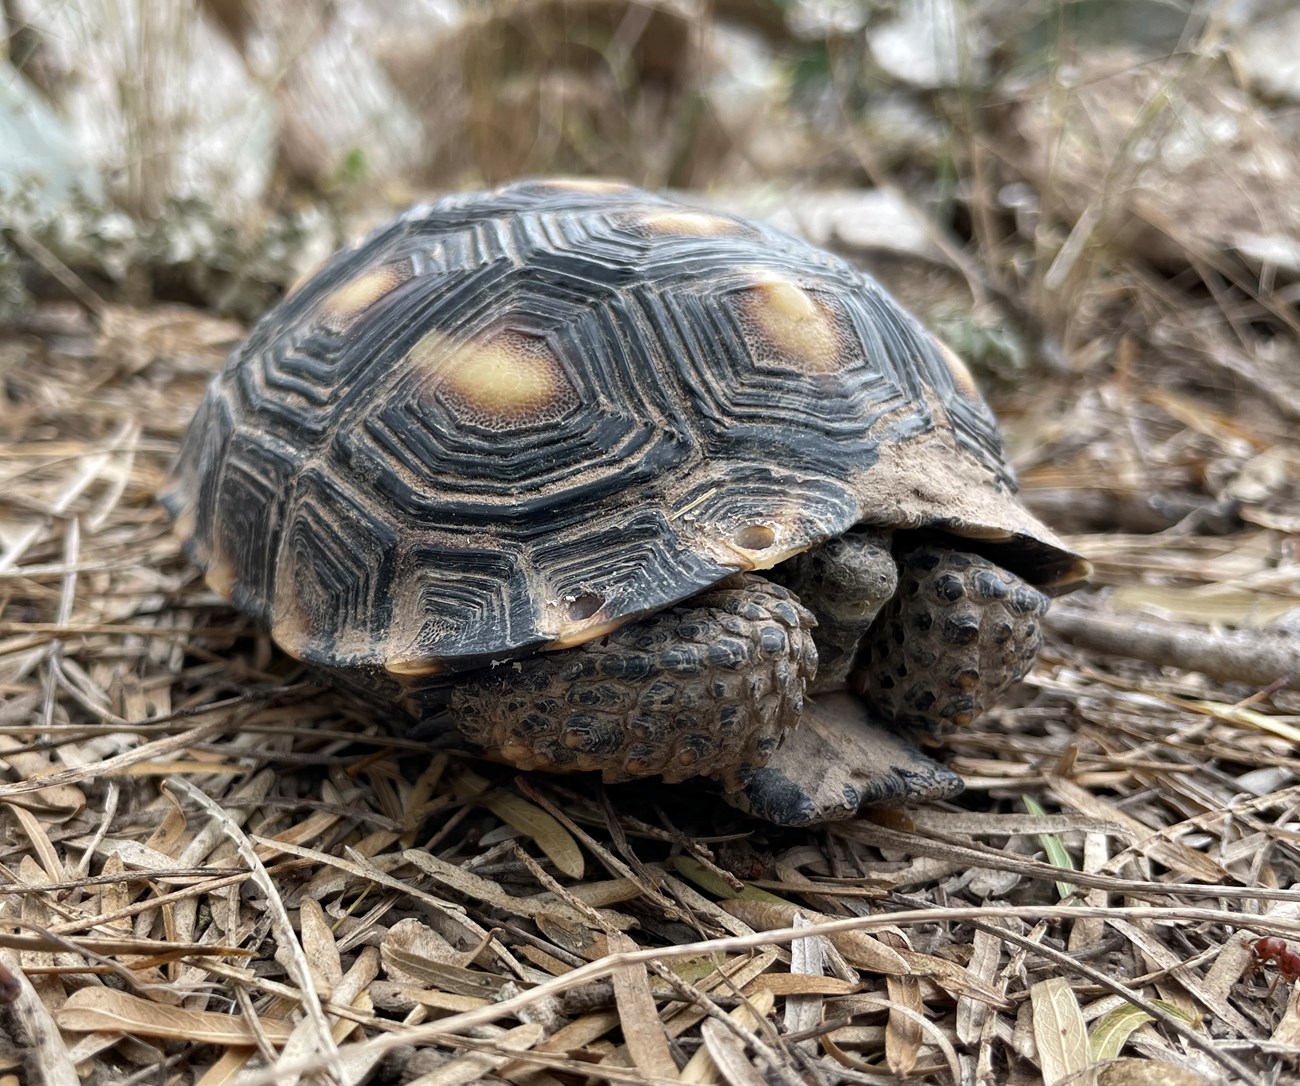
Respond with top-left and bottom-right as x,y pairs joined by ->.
638,210 -> 738,236
320,264 -> 409,329
447,338 -> 563,412
411,329 -> 575,421
745,275 -> 844,373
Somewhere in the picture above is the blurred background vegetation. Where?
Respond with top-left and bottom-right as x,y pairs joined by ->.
2,0 -> 1299,504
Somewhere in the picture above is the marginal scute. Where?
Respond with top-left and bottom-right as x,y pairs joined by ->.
269,599 -> 312,663
319,262 -> 410,330
415,328 -> 577,424
527,177 -> 632,194
933,337 -> 980,398
547,614 -> 623,650
734,273 -> 851,374
205,555 -> 237,599
384,657 -> 444,677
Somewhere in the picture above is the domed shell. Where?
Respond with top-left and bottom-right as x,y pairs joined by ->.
162,179 -> 1086,678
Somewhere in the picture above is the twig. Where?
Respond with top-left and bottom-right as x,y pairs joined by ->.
3,229 -> 106,316
0,951 -> 79,1086
166,776 -> 347,1086
0,713 -> 236,799
225,904 -> 1291,1086
1046,606 -> 1299,688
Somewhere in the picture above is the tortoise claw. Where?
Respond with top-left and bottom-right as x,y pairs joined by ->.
727,692 -> 963,826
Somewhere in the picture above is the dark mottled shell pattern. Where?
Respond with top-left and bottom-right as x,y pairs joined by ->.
162,179 -> 1085,679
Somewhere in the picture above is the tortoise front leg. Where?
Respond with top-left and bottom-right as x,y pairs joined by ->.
853,546 -> 1049,735
451,575 -> 818,790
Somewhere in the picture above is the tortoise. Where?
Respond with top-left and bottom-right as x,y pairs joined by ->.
162,179 -> 1088,826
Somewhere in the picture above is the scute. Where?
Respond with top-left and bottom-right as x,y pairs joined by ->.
163,180 -> 1087,675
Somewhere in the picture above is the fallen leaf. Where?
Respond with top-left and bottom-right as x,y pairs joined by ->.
57,988 -> 293,1045
1096,1058 -> 1213,1085
1089,999 -> 1195,1061
449,768 -> 584,878
608,932 -> 676,1080
1031,978 -> 1089,1086
680,990 -> 774,1085
673,856 -> 792,905
744,974 -> 856,996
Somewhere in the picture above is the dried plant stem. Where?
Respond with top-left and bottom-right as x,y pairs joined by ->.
1046,606 -> 1299,688
0,950 -> 79,1086
232,903 -> 1286,1086
166,776 -> 347,1086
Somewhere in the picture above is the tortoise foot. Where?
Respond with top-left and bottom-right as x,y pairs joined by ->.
727,692 -> 963,826
853,547 -> 1049,736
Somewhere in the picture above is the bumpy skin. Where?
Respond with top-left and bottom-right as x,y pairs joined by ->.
852,546 -> 1049,736
450,576 -> 818,791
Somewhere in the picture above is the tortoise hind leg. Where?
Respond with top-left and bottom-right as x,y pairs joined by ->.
728,692 -> 963,826
450,575 -> 818,790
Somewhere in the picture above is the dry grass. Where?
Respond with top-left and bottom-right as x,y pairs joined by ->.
3,3 -> 1300,1085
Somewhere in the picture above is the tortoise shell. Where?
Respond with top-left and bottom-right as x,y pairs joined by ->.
162,179 -> 1085,678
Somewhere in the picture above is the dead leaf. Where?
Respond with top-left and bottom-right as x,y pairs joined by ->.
381,918 -> 503,997
409,1022 -> 545,1086
481,789 -> 585,880
608,932 -> 676,1080
1090,999 -> 1197,1061
57,987 -> 293,1045
298,896 -> 342,995
449,768 -> 584,878
699,1019 -> 765,1086
744,973 -> 856,997
1095,1058 -> 1214,1086
7,804 -> 65,884
719,899 -> 910,975
0,731 -> 86,819
680,990 -> 774,1085
1031,978 -> 1090,1086
881,932 -> 922,1077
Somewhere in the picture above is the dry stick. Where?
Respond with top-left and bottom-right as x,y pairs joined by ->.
0,422 -> 129,573
0,930 -> 249,957
888,892 -> 1252,1083
0,685 -> 314,751
0,866 -> 237,895
647,960 -> 805,1086
834,820 -> 1300,904
234,905 -> 1286,1086
1046,606 -> 1300,688
166,777 -> 347,1086
11,921 -> 207,996
0,950 -> 79,1086
0,712 -> 234,799
40,516 -> 79,732
3,228 -> 106,315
